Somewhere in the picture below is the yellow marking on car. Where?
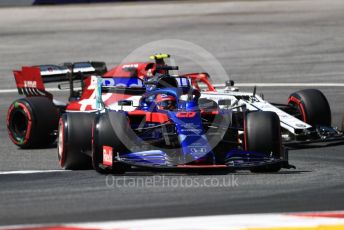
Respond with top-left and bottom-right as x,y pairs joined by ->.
149,53 -> 170,60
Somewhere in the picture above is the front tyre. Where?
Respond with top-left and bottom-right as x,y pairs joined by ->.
288,89 -> 331,127
244,112 -> 282,173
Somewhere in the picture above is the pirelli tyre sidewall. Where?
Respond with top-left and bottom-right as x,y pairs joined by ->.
58,116 -> 67,168
7,97 -> 59,148
58,113 -> 93,170
288,89 -> 331,127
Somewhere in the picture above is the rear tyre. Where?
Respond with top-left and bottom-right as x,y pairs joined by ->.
7,97 -> 59,148
92,112 -> 133,174
244,112 -> 282,173
58,113 -> 94,170
288,89 -> 331,127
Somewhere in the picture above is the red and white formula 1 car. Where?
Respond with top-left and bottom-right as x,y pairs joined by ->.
7,54 -> 344,157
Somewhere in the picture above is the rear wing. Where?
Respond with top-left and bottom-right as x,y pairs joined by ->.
13,61 -> 107,98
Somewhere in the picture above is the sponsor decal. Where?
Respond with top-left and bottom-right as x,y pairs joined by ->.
295,123 -> 307,128
23,81 -> 37,88
103,146 -> 113,167
181,123 -> 203,134
190,147 -> 207,153
177,112 -> 196,118
122,64 -> 139,69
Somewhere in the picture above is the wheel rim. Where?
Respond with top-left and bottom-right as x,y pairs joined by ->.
7,102 -> 32,145
11,110 -> 28,138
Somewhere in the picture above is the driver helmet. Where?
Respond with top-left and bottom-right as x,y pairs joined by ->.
156,94 -> 177,111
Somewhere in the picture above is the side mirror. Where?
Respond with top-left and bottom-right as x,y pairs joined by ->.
118,100 -> 133,106
225,80 -> 235,87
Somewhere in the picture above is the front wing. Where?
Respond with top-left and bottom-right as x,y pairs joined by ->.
100,148 -> 294,172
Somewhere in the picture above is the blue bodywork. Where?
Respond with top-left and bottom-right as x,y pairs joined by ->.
102,77 -> 145,88
97,77 -> 290,170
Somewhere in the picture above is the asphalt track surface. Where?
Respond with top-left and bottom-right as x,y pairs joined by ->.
0,0 -> 344,227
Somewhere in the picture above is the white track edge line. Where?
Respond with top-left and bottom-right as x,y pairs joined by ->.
0,170 -> 70,175
1,212 -> 344,230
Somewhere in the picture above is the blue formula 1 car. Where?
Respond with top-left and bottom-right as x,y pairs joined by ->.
88,74 -> 294,174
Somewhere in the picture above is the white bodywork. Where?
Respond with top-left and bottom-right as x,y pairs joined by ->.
201,89 -> 312,134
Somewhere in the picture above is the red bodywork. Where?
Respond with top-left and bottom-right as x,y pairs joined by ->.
13,67 -> 52,98
128,110 -> 170,123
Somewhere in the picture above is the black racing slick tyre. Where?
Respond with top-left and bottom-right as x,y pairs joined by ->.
288,89 -> 331,127
58,113 -> 94,170
92,111 -> 134,174
244,112 -> 282,173
7,97 -> 59,148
